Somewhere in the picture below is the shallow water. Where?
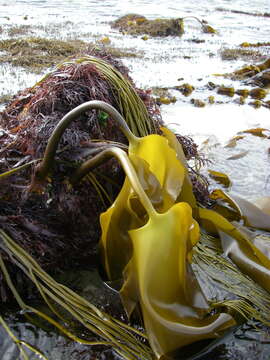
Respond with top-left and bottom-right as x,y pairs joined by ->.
0,0 -> 270,359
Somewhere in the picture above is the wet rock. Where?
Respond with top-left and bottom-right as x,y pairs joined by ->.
175,83 -> 195,96
249,88 -> 267,99
111,14 -> 184,37
235,89 -> 249,97
190,98 -> 205,107
217,86 -> 235,97
249,100 -> 262,108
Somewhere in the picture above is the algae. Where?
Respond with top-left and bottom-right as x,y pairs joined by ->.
111,14 -> 216,37
220,48 -> 263,61
240,41 -> 270,48
175,83 -> 195,96
247,70 -> 270,88
218,58 -> 270,80
0,37 -> 142,74
208,95 -> 215,104
249,88 -> 267,99
7,24 -> 32,37
248,100 -> 262,108
217,86 -> 235,97
0,51 -> 161,303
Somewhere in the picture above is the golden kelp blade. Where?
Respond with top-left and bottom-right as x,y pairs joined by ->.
208,170 -> 231,188
129,133 -> 185,212
198,208 -> 270,293
121,203 -> 234,358
100,156 -> 162,280
160,127 -> 197,210
100,129 -> 187,280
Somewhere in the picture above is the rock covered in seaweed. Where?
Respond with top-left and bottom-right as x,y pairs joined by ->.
111,14 -> 185,37
0,49 -> 210,303
0,50 -> 161,302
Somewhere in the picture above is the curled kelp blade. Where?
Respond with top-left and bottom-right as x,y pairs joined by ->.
198,208 -> 270,293
160,127 -> 197,211
100,155 -> 162,281
210,189 -> 242,222
254,196 -> 270,215
100,126 -> 191,280
121,202 -> 234,358
228,194 -> 270,231
210,190 -> 270,231
128,131 -> 186,212
218,230 -> 270,294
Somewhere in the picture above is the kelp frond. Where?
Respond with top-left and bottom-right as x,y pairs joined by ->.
193,232 -> 270,326
0,229 -> 154,360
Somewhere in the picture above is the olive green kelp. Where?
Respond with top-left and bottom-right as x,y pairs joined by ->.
64,101 -> 270,358
75,146 -> 235,359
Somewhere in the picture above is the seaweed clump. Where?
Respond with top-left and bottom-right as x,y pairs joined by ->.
220,57 -> 270,80
112,14 -> 216,37
0,37 -> 142,74
0,37 -> 89,72
0,49 -> 208,304
220,47 -> 263,61
111,14 -> 184,37
0,50 -> 161,302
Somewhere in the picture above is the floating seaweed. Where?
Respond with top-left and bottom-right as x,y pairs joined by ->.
216,58 -> 270,80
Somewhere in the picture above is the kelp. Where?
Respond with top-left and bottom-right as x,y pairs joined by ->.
208,170 -> 231,188
220,48 -> 263,61
216,57 -> 270,80
69,145 -> 234,359
240,127 -> 269,138
198,207 -> 270,293
0,230 -> 154,360
0,314 -> 48,360
0,52 -> 163,304
0,37 -> 142,73
2,100 -> 270,359
0,49 -> 207,303
65,103 -> 270,357
193,232 -> 270,327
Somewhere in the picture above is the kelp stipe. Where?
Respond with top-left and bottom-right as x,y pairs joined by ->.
35,100 -> 138,182
0,230 -> 154,360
